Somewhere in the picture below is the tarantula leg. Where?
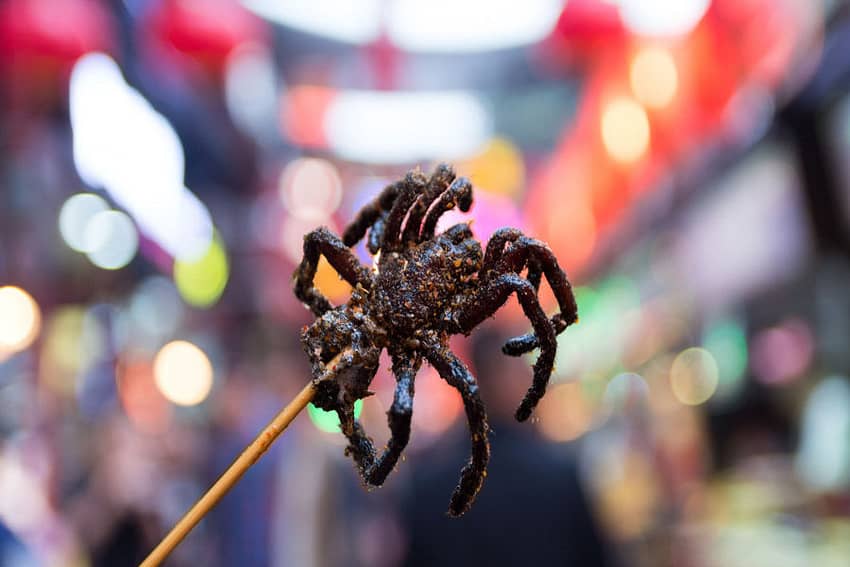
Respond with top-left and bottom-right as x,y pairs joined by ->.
367,213 -> 387,255
342,355 -> 420,486
293,227 -> 373,317
481,227 -> 523,275
401,163 -> 455,244
458,274 -> 557,422
342,181 -> 401,248
482,228 -> 544,292
424,346 -> 490,517
499,237 -> 578,356
383,170 -> 428,253
419,177 -> 473,242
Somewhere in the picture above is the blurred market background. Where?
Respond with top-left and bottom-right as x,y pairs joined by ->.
2,0 -> 850,565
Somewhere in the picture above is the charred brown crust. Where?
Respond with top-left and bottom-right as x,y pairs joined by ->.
292,163 -> 578,516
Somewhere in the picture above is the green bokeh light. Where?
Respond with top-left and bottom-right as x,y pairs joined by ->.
702,318 -> 748,399
307,399 -> 364,434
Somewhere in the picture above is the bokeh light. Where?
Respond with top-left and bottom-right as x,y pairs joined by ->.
58,192 -> 109,252
130,276 -> 184,339
153,340 -> 214,406
670,347 -> 719,405
618,0 -> 710,37
224,43 -> 278,141
796,376 -> 850,491
118,360 -> 172,434
84,210 -> 139,270
174,234 -> 229,308
0,286 -> 42,355
751,319 -> 813,385
280,215 -> 337,265
702,318 -> 748,400
461,137 -> 526,197
603,372 -> 650,417
40,306 -> 102,398
308,399 -> 363,434
601,98 -> 651,164
630,47 -> 678,109
535,381 -> 595,442
279,158 -> 342,220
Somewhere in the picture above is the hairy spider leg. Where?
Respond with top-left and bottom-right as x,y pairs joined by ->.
367,215 -> 387,255
424,346 -> 490,517
482,229 -> 575,355
482,227 -> 545,293
400,163 -> 456,245
458,274 -> 557,422
293,227 -> 374,317
419,177 -> 473,242
342,180 -> 401,248
481,227 -> 523,273
382,171 -> 428,253
339,355 -> 421,485
498,237 -> 578,356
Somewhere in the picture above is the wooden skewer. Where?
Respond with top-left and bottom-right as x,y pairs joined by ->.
139,380 -> 316,567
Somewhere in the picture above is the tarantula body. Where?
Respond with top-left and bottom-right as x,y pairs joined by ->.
294,164 -> 577,516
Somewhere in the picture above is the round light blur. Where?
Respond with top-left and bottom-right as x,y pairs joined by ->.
174,236 -> 229,308
535,382 -> 594,442
130,276 -> 184,338
702,319 -> 748,399
751,320 -> 813,386
463,137 -> 525,197
308,399 -> 363,434
153,341 -> 214,406
0,286 -> 41,353
670,347 -> 719,405
224,43 -> 278,141
603,372 -> 649,416
280,215 -> 337,264
84,210 -> 139,270
58,193 -> 110,252
601,98 -> 650,164
630,47 -> 678,109
279,158 -> 342,221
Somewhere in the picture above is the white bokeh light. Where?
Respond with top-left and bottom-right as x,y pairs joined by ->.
387,0 -> 564,52
154,340 -> 214,406
70,53 -> 214,261
325,91 -> 491,163
58,193 -> 110,252
617,0 -> 710,37
84,210 -> 139,270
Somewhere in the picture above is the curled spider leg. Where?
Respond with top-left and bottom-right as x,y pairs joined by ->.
458,274 -> 557,422
498,237 -> 578,356
424,345 -> 490,517
383,170 -> 428,253
482,228 -> 545,294
342,181 -> 401,248
293,227 -> 374,317
481,227 -> 523,275
401,163 -> 455,245
340,355 -> 421,486
419,177 -> 473,242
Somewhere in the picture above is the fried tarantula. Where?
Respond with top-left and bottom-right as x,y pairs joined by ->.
293,163 -> 577,516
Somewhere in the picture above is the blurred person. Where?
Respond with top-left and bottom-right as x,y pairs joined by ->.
399,325 -> 612,567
